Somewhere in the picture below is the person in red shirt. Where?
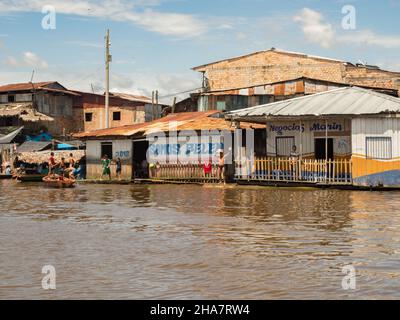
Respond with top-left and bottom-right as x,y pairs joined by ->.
49,152 -> 57,175
203,158 -> 212,178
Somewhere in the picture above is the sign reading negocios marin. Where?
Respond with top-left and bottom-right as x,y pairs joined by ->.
270,122 -> 344,135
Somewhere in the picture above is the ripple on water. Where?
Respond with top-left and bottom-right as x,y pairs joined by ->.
1,181 -> 400,299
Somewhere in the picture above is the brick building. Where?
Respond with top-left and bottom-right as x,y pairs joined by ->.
183,48 -> 400,112
72,91 -> 164,133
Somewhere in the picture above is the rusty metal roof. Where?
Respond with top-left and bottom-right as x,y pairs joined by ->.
109,92 -> 152,103
0,81 -> 80,96
75,111 -> 264,139
0,81 -> 57,92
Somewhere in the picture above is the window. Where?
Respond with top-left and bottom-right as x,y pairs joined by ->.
366,137 -> 392,160
8,95 -> 15,103
85,112 -> 93,122
101,142 -> 113,159
259,95 -> 271,105
276,137 -> 295,157
113,111 -> 121,121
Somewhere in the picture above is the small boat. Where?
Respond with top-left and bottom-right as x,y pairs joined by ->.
17,173 -> 47,182
0,174 -> 13,180
43,176 -> 76,188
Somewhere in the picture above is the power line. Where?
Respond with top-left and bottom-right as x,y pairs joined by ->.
69,65 -> 104,88
159,87 -> 203,99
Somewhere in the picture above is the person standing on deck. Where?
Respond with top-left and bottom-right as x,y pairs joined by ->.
203,158 -> 212,179
290,145 -> 300,180
217,151 -> 226,184
100,154 -> 111,180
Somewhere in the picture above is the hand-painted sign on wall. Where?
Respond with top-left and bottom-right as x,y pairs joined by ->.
270,122 -> 343,135
148,137 -> 223,163
115,150 -> 130,159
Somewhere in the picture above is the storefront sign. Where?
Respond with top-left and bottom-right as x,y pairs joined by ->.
270,122 -> 343,135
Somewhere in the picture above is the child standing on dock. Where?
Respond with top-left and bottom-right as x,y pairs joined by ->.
100,155 -> 111,180
116,157 -> 122,181
203,158 -> 212,178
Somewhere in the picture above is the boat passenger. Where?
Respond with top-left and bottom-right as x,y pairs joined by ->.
5,165 -> 12,175
49,152 -> 57,174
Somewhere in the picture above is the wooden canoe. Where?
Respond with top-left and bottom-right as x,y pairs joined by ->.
0,174 -> 13,180
42,176 -> 76,188
17,174 -> 47,182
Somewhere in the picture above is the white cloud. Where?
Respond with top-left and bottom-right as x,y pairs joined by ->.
338,30 -> 400,49
5,51 -> 48,69
0,0 -> 208,38
294,8 -> 335,48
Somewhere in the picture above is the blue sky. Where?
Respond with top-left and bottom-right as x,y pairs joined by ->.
0,0 -> 400,102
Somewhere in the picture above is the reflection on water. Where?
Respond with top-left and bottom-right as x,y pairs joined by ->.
1,180 -> 400,299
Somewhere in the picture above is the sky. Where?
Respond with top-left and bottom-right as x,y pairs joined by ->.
0,0 -> 400,103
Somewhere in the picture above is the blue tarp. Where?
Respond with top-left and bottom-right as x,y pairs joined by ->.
57,143 -> 76,150
26,132 -> 53,142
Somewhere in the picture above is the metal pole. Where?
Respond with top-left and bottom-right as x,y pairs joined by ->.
105,29 -> 111,129
155,90 -> 159,119
325,119 -> 328,162
325,118 -> 328,181
151,91 -> 155,120
299,119 -> 303,180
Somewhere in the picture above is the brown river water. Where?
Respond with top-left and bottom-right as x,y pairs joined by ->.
1,180 -> 400,299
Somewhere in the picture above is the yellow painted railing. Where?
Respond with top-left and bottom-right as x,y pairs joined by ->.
149,163 -> 220,181
236,157 -> 353,184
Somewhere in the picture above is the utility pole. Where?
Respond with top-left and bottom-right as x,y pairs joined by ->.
105,29 -> 111,128
151,91 -> 155,120
155,90 -> 159,119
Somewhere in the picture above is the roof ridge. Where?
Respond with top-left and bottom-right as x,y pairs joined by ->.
192,48 -> 346,70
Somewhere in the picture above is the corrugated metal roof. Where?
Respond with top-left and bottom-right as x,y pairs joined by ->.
227,87 -> 400,120
17,141 -> 52,152
0,81 -> 80,96
109,92 -> 152,103
74,111 -> 264,139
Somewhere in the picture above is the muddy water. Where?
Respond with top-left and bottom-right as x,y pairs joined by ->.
0,180 -> 400,299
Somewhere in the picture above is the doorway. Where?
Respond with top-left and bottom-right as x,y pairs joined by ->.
132,140 -> 149,178
315,138 -> 334,160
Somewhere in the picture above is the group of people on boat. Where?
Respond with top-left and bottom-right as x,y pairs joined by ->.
47,152 -> 85,182
0,161 -> 12,176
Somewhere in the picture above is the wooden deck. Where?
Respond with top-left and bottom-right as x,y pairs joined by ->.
235,157 -> 353,185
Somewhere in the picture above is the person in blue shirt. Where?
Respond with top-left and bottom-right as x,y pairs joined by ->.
5,165 -> 12,175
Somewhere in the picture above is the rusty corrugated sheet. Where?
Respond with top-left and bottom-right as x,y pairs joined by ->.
74,111 -> 264,139
0,82 -> 80,96
0,82 -> 55,92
